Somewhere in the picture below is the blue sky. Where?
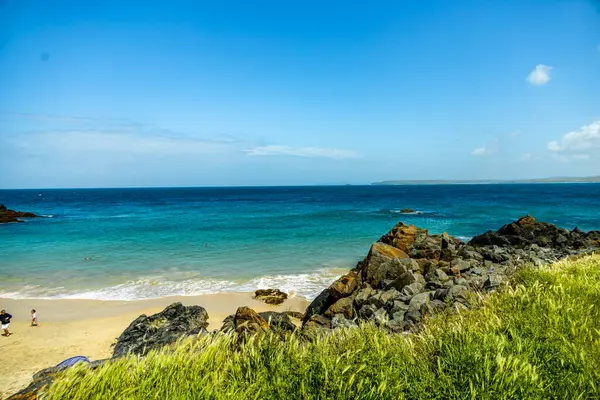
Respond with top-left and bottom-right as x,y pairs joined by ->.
1,0 -> 599,188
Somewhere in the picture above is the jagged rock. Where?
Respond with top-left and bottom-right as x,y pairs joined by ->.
353,285 -> 375,309
234,307 -> 270,336
112,303 -> 208,358
483,275 -> 504,290
304,314 -> 331,332
372,308 -> 389,325
363,242 -> 410,288
222,310 -> 297,334
446,285 -> 470,303
401,282 -> 424,298
258,312 -> 297,332
220,315 -> 235,332
378,222 -> 419,253
358,304 -> 378,319
380,288 -> 402,306
389,300 -> 410,315
408,291 -> 432,316
385,318 -> 406,333
254,289 -> 288,305
328,271 -> 359,300
365,292 -> 386,309
331,314 -> 357,329
324,297 -> 354,319
303,289 -> 333,324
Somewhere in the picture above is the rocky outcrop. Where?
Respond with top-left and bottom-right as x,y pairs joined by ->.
0,204 -> 39,224
302,216 -> 600,333
254,289 -> 288,305
112,303 -> 209,358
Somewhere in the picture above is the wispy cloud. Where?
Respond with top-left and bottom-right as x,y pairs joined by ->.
526,64 -> 552,86
7,130 -> 230,156
547,120 -> 600,160
245,145 -> 358,159
471,146 -> 493,156
521,153 -> 533,162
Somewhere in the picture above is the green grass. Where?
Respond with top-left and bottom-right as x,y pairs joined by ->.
46,255 -> 600,400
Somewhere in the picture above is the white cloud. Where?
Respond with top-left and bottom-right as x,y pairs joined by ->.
509,131 -> 520,137
521,153 -> 533,161
245,145 -> 358,159
547,120 -> 600,160
526,64 -> 552,86
471,145 -> 496,156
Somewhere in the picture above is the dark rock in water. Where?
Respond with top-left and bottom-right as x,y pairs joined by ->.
112,302 -> 209,358
254,288 -> 288,305
0,204 -> 39,224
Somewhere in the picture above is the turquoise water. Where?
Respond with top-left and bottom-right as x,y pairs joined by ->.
1,185 -> 599,300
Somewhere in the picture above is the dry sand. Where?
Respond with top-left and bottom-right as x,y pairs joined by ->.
0,293 -> 308,399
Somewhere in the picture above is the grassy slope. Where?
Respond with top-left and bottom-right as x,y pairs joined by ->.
46,255 -> 600,400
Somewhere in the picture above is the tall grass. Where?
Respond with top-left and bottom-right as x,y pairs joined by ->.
46,255 -> 600,399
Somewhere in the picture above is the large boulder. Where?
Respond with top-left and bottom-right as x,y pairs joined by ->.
112,303 -> 209,358
258,311 -> 297,333
328,271 -> 360,300
233,307 -> 270,336
303,289 -> 334,324
254,288 -> 288,305
362,242 -> 410,288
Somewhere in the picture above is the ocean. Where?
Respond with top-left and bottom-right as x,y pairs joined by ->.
1,184 -> 599,301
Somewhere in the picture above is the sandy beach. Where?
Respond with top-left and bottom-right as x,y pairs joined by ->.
0,293 -> 308,399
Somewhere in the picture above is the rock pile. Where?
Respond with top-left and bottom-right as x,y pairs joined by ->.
303,215 -> 600,333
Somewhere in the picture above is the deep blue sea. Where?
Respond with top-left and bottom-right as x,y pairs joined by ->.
1,184 -> 599,300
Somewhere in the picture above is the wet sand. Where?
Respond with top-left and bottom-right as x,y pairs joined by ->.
0,293 -> 308,399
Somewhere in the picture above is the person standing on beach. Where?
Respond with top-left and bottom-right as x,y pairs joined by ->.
0,310 -> 12,337
31,309 -> 38,327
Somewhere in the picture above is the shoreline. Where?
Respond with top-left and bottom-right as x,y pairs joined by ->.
0,292 -> 308,399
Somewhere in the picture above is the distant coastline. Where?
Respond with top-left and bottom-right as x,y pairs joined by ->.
372,176 -> 600,185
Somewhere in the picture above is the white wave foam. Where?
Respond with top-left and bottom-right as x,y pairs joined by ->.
0,269 -> 346,301
390,209 -> 424,215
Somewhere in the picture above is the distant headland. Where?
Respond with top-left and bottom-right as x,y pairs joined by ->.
372,176 -> 600,185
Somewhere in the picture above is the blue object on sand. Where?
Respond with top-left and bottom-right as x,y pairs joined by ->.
56,356 -> 90,369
